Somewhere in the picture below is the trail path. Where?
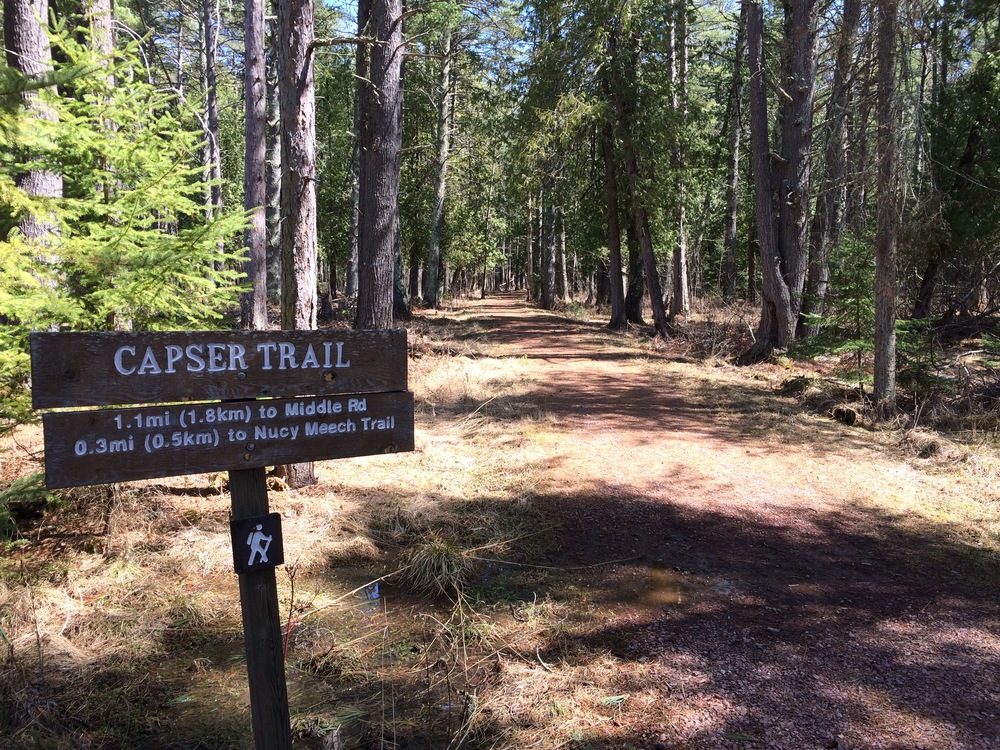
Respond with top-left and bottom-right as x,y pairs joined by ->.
442,294 -> 1000,750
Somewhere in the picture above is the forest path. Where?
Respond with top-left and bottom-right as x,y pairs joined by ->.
430,292 -> 1000,750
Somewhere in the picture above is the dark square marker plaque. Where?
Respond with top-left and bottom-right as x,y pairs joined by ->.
231,512 -> 284,574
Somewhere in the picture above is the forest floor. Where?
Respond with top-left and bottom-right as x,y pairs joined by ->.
2,293 -> 1000,749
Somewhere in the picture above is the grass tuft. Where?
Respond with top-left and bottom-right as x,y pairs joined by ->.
402,535 -> 477,600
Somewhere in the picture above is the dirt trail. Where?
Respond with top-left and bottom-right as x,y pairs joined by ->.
447,294 -> 1000,750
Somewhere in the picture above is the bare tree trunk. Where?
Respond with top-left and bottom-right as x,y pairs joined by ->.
526,193 -> 535,301
347,0 -> 369,303
87,0 -> 113,73
741,0 -> 791,360
424,27 -> 452,308
277,0 -> 318,487
87,0 -> 115,205
540,174 -> 557,310
800,0 -> 862,337
265,20 -> 282,304
559,207 -> 570,302
393,213 -> 410,318
355,0 -> 403,330
774,0 -> 819,328
5,0 -> 62,241
874,0 -> 899,412
637,205 -> 670,336
241,0 -> 268,330
625,218 -> 644,324
669,0 -> 690,321
203,0 -> 223,248
601,121 -> 627,330
722,5 -> 747,300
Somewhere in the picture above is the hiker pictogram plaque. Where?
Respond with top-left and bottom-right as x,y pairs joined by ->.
231,513 -> 284,574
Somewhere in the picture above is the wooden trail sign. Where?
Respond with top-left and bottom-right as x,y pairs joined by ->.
30,328 -> 414,750
31,329 -> 414,488
40,391 -> 414,489
31,329 -> 407,408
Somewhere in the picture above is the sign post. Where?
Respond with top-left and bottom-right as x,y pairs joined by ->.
30,329 -> 414,749
230,466 -> 291,750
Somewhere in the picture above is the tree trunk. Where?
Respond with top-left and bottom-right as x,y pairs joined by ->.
669,0 -> 690,321
356,0 -> 404,330
874,0 -> 899,413
741,0 -> 791,360
625,217 -> 644,324
846,30 -> 875,235
424,27 -> 452,308
347,0 -> 369,303
800,0 -> 862,337
526,193 -> 534,301
241,0 -> 268,330
722,5 -> 747,300
559,207 -> 570,302
203,0 -> 223,247
265,21 -> 282,304
87,0 -> 113,74
86,0 -> 115,205
277,0 -> 319,487
601,121 -> 626,330
539,174 -> 558,310
638,205 -> 670,336
5,0 -> 62,241
622,119 -> 669,335
774,0 -> 819,329
393,213 -> 410,318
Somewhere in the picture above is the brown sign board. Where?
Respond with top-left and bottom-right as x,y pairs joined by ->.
30,329 -> 407,409
41,391 -> 414,489
31,329 -> 414,489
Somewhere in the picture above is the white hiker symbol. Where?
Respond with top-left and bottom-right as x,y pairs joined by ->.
247,524 -> 272,565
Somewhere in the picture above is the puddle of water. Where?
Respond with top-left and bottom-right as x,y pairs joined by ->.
612,567 -> 689,608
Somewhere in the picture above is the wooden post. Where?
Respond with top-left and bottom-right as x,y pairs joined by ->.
230,466 -> 293,750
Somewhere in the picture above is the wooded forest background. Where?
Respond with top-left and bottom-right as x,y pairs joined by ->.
3,0 -> 1000,423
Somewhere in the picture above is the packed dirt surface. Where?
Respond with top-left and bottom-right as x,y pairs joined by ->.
435,293 -> 1000,750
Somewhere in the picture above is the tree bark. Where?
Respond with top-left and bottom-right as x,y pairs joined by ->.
741,0 -> 791,360
265,20 -> 282,303
559,207 -> 570,302
874,0 -> 899,413
540,174 -> 558,310
241,0 -> 268,330
800,0 -> 862,337
722,4 -> 746,300
601,121 -> 626,330
277,0 -> 319,487
625,216 -> 645,324
424,26 -> 452,308
347,0 -> 370,303
669,0 -> 690,321
526,193 -> 534,301
637,205 -> 670,336
5,0 -> 62,241
356,0 -> 404,330
774,0 -> 819,329
203,0 -> 223,251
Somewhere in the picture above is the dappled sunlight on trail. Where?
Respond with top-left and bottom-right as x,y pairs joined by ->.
426,293 -> 1000,750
